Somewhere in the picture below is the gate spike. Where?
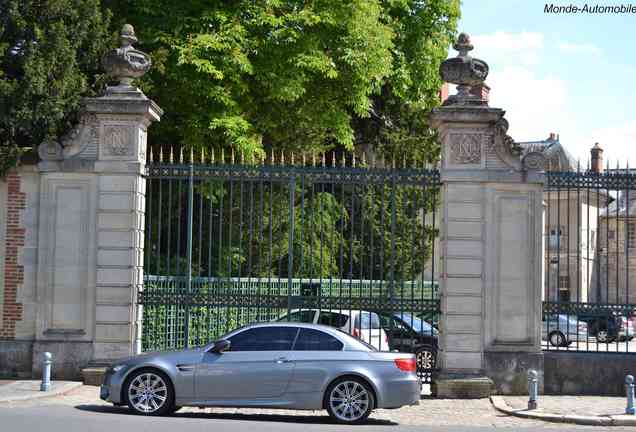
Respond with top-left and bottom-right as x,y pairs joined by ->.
179,147 -> 184,164
211,148 -> 215,164
331,152 -> 336,168
159,146 -> 164,163
402,154 -> 407,169
281,150 -> 285,166
362,152 -> 366,167
291,151 -> 295,166
302,152 -> 306,166
577,159 -> 581,173
312,151 -> 316,167
341,152 -> 346,167
149,146 -> 154,163
190,147 -> 194,164
392,155 -> 396,170
269,148 -> 274,165
221,148 -> 225,164
231,147 -> 235,164
352,153 -> 356,168
201,147 -> 205,164
169,145 -> 174,163
240,149 -> 244,165
322,152 -> 326,168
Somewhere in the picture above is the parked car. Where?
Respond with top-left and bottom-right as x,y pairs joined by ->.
100,323 -> 420,423
542,314 -> 588,346
577,310 -> 629,343
379,312 -> 438,371
276,309 -> 390,350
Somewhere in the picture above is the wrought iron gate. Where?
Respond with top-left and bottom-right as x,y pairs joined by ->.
139,150 -> 441,381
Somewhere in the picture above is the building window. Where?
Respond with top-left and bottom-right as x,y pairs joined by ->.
608,229 -> 615,240
558,289 -> 571,302
629,224 -> 636,249
590,229 -> 596,250
558,275 -> 570,289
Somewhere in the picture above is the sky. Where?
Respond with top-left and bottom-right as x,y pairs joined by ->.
456,0 -> 636,167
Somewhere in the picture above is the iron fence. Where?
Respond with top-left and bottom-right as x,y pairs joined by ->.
139,150 -> 441,381
543,168 -> 636,354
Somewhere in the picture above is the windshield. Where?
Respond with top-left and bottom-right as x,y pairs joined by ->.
395,313 -> 438,334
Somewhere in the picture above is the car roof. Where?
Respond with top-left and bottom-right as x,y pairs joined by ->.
286,309 -> 378,315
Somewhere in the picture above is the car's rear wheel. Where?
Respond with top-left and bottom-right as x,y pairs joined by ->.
415,346 -> 436,371
549,331 -> 566,347
124,369 -> 174,416
596,329 -> 610,343
325,377 -> 374,424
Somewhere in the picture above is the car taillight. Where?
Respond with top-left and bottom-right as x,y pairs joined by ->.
394,358 -> 416,373
352,328 -> 360,339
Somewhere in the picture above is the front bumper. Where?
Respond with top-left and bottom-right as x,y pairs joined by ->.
100,384 -> 110,402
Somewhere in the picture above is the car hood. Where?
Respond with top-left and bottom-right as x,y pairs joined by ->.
111,348 -> 203,366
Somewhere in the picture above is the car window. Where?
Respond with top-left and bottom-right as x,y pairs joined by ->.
353,312 -> 381,329
318,312 -> 349,327
228,327 -> 298,351
294,328 -> 344,351
278,310 -> 315,323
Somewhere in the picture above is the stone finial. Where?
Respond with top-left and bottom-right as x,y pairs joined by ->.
439,32 -> 489,106
102,24 -> 152,94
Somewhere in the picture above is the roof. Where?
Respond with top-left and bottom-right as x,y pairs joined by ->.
517,136 -> 579,171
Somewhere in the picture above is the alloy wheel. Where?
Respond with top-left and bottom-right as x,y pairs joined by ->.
597,330 -> 609,343
416,349 -> 434,370
550,332 -> 565,347
328,380 -> 371,423
127,372 -> 169,414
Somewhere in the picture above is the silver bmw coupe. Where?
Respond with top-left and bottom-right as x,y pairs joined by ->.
100,322 -> 420,423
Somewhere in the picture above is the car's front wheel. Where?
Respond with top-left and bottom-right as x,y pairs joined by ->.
124,369 -> 174,416
325,377 -> 374,424
548,331 -> 566,347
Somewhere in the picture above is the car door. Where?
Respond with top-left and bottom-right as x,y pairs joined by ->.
195,326 -> 299,401
286,328 -> 345,394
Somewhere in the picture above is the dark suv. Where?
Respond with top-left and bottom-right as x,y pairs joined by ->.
379,312 -> 438,371
577,310 -> 630,343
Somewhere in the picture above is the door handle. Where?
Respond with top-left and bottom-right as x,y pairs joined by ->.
275,357 -> 292,364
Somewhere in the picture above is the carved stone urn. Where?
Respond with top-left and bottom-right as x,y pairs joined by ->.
102,24 -> 152,94
439,33 -> 489,106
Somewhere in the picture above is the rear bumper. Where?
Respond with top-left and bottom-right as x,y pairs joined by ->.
378,377 -> 420,409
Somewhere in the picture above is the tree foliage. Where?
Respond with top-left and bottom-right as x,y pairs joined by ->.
106,0 -> 459,160
0,0 -> 112,174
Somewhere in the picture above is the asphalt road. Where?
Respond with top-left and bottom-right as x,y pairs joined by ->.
0,403 -> 623,432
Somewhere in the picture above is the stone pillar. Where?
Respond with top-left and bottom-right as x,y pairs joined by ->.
34,25 -> 161,378
431,33 -> 545,397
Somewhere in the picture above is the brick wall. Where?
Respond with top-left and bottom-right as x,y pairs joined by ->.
0,172 -> 26,338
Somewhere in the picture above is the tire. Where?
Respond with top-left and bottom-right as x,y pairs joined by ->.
549,331 -> 566,347
325,377 -> 375,424
124,369 -> 175,416
415,346 -> 436,371
596,329 -> 611,343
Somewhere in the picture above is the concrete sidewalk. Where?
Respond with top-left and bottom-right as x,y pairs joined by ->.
0,380 -> 83,403
492,394 -> 636,426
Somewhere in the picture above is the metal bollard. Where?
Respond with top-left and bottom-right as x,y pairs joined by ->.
40,352 -> 52,392
626,375 -> 636,415
527,369 -> 538,410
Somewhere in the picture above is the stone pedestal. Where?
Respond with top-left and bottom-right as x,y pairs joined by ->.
35,91 -> 162,378
431,106 -> 544,397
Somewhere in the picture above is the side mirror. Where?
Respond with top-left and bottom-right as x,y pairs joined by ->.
209,339 -> 231,354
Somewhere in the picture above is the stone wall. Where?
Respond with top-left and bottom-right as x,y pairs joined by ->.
544,351 -> 634,396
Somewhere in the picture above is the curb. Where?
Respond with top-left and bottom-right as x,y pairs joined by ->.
490,395 -> 636,427
0,381 -> 83,404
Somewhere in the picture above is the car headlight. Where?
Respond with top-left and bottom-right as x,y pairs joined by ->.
111,364 -> 126,372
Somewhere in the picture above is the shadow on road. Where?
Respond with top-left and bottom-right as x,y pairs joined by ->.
74,404 -> 398,426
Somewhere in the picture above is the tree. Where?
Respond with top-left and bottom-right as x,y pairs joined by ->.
0,0 -> 112,175
106,0 -> 459,161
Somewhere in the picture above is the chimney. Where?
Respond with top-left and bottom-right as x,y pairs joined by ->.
591,143 -> 603,173
469,83 -> 490,104
548,132 -> 556,141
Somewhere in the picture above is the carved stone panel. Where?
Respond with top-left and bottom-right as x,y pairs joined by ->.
99,122 -> 139,160
446,132 -> 491,168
